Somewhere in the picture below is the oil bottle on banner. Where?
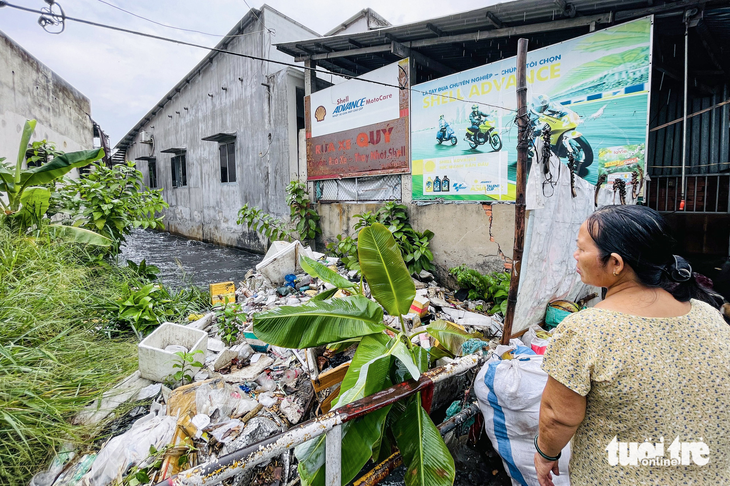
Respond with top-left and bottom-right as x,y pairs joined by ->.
434,176 -> 441,192
426,177 -> 433,192
442,175 -> 450,192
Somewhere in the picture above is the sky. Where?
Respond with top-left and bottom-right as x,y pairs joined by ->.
0,0 -> 497,146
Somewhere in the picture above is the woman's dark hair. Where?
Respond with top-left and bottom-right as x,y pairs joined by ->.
586,205 -> 721,307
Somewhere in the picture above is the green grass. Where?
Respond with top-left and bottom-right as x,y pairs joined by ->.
0,229 -> 144,485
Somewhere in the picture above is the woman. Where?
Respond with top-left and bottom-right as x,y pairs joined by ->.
535,205 -> 730,485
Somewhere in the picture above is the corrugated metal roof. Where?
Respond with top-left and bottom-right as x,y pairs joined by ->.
276,0 -> 727,81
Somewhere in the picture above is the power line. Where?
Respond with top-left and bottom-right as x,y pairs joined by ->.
0,1 -> 516,113
95,0 -> 268,39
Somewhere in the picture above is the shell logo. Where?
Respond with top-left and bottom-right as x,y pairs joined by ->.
314,106 -> 326,122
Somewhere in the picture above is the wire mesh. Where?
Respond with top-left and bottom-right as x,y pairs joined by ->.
316,175 -> 402,202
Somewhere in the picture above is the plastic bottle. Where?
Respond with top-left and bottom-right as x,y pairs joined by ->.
426,177 -> 433,192
434,176 -> 441,192
442,175 -> 450,192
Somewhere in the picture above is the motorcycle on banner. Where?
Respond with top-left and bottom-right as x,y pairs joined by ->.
529,94 -> 594,177
436,115 -> 457,145
465,105 -> 502,151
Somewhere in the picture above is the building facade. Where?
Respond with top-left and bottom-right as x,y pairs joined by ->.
117,6 -> 318,251
0,30 -> 93,162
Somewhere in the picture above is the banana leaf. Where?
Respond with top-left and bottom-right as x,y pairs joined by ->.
336,333 -> 420,408
15,120 -> 36,182
425,320 -> 477,357
19,187 -> 50,218
48,225 -> 113,247
357,223 -> 415,317
296,335 -> 395,486
19,148 -> 104,188
300,255 -> 356,290
312,287 -> 338,301
391,398 -> 455,486
253,295 -> 384,348
296,405 -> 391,486
394,345 -> 429,383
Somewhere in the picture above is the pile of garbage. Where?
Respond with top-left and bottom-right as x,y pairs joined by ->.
34,241 -> 527,486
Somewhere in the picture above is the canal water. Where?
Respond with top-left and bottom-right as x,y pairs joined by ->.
118,229 -> 263,290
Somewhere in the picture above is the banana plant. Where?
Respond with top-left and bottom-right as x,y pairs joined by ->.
0,119 -> 104,214
253,223 -> 463,486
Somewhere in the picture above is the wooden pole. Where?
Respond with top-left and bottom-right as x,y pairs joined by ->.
501,38 -> 529,345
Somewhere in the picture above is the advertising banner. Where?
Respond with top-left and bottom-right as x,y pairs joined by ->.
306,59 -> 410,180
411,17 -> 653,201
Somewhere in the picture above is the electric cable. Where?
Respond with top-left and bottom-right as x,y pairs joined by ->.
0,1 -> 516,113
96,0 -> 271,39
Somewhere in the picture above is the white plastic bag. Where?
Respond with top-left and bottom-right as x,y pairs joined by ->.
82,414 -> 176,486
475,353 -> 571,486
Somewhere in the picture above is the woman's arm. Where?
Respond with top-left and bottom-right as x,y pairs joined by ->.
534,376 -> 587,486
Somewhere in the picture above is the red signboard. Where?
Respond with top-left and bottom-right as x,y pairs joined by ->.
306,118 -> 409,180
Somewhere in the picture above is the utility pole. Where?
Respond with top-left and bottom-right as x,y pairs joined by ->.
501,38 -> 529,345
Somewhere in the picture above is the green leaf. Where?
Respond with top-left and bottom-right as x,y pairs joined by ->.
337,334 -> 419,408
296,405 -> 391,486
428,345 -> 454,362
425,320 -> 475,357
48,225 -> 113,247
300,255 -> 356,290
19,148 -> 104,189
253,295 -> 385,348
394,345 -> 430,383
391,398 -> 455,486
15,120 -> 36,183
312,287 -> 338,301
357,223 -> 415,317
19,186 -> 51,217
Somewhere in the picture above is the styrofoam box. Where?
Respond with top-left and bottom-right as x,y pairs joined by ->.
138,323 -> 208,382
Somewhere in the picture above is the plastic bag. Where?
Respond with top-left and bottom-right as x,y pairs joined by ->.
474,353 -> 571,486
81,414 -> 176,486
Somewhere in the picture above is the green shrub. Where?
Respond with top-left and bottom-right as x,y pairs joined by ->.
449,265 -> 511,315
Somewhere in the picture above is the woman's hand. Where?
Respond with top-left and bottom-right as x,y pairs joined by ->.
534,453 -> 560,486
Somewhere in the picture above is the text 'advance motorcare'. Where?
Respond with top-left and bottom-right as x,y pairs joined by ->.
332,93 -> 394,118
422,56 -> 562,108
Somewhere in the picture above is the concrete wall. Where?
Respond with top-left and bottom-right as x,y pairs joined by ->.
123,8 -> 315,253
0,30 -> 92,164
317,199 -> 515,280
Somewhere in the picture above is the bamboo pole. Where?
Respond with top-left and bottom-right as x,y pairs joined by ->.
501,38 -> 529,345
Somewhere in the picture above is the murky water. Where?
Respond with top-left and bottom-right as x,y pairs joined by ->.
118,229 -> 263,290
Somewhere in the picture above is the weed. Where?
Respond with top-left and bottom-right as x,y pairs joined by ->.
0,227 -> 138,485
215,300 -> 243,346
170,350 -> 204,387
237,181 -> 320,243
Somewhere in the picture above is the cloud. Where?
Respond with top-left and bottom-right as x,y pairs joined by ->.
0,0 -> 497,144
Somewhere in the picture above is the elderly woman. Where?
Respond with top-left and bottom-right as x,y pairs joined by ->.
534,205 -> 730,485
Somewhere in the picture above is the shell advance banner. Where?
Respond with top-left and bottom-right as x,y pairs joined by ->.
411,17 -> 652,201
306,59 -> 409,180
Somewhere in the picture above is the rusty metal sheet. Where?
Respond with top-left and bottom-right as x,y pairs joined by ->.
307,118 -> 410,180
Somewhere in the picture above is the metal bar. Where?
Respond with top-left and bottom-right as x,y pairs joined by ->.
716,175 -> 720,213
680,19 -> 689,210
704,176 -> 708,212
296,44 -> 392,62
649,99 -> 730,132
159,355 -> 480,486
326,426 -> 341,486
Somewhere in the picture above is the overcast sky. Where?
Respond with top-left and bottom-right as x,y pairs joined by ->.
0,0 -> 497,146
